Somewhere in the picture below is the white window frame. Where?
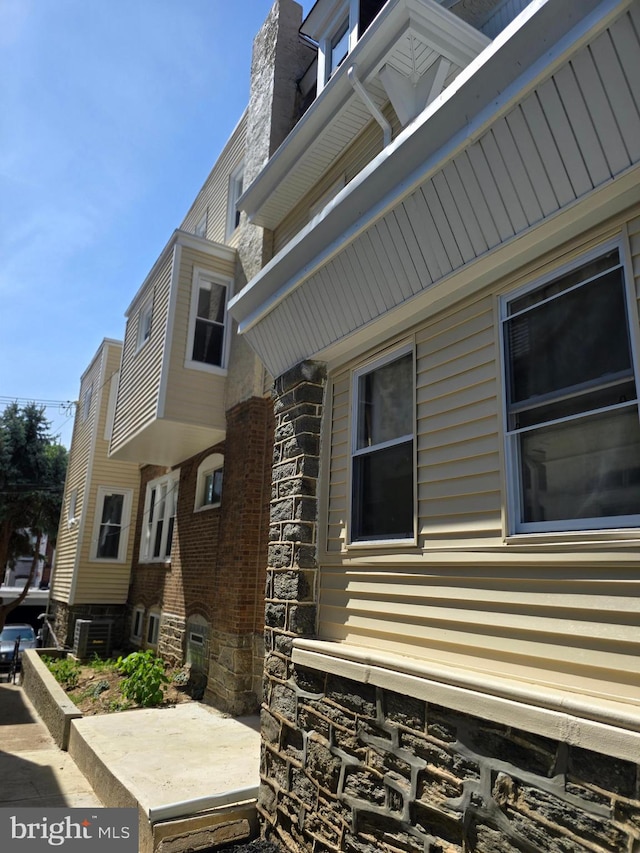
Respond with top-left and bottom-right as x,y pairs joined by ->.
131,605 -> 144,643
316,0 -> 359,92
348,343 -> 416,546
147,609 -> 161,647
226,161 -> 244,239
91,486 -> 133,563
184,267 -> 232,375
194,453 -> 224,511
140,472 -> 179,563
195,210 -> 208,238
500,240 -> 640,536
136,297 -> 153,351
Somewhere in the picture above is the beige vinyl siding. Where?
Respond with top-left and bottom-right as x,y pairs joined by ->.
51,351 -> 104,603
73,342 -> 140,605
416,293 -> 502,545
110,253 -> 173,456
319,213 -> 640,707
180,112 -> 247,243
162,246 -> 234,427
273,103 -> 401,255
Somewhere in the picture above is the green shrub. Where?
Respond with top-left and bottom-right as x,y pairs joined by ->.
116,650 -> 169,708
42,655 -> 81,689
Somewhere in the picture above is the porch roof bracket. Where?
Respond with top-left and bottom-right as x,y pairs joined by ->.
347,64 -> 392,147
378,54 -> 452,127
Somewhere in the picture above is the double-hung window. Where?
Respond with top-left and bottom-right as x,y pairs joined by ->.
502,246 -> 640,533
351,346 -> 415,542
93,487 -> 132,562
141,473 -> 179,561
186,269 -> 231,371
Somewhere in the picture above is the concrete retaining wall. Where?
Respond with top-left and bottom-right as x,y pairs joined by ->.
21,649 -> 83,750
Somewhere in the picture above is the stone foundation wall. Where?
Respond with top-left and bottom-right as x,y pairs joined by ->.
260,669 -> 640,853
204,628 -> 264,715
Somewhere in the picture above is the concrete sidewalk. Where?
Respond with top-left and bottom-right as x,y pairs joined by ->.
0,682 -> 101,808
0,680 -> 262,851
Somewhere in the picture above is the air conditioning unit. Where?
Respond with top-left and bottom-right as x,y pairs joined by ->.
73,619 -> 113,660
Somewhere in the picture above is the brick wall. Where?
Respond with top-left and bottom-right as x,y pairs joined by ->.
125,396 -> 273,713
260,361 -> 640,853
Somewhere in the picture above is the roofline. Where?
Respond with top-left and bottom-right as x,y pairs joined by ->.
125,230 -> 237,318
229,0 -> 628,333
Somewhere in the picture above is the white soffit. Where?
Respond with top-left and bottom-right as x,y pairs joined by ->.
240,0 -> 490,230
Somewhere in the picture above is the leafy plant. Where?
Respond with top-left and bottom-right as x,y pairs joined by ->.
42,655 -> 81,689
116,650 -> 169,707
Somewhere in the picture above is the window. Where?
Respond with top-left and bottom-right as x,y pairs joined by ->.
195,210 -> 208,238
194,453 -> 224,511
147,610 -> 161,646
131,606 -> 144,642
93,487 -> 132,562
82,384 -> 93,421
502,246 -> 640,533
140,472 -> 179,561
226,162 -> 244,239
351,346 -> 415,542
328,17 -> 349,78
186,269 -> 231,371
136,298 -> 153,350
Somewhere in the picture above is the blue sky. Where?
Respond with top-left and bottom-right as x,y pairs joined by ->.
0,0 -> 294,448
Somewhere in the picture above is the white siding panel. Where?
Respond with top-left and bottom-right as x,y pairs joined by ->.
593,26 -> 640,163
478,130 -> 529,234
536,76 -> 593,198
519,93 -> 575,208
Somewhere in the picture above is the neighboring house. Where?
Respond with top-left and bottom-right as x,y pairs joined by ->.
230,0 -> 640,850
3,530 -> 53,589
106,0 -> 311,713
48,339 -> 140,651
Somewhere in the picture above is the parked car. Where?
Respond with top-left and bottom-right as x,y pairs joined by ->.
0,624 -> 38,677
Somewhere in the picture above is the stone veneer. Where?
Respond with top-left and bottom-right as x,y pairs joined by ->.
260,361 -> 640,853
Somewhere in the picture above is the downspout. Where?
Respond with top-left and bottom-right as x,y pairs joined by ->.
348,64 -> 392,147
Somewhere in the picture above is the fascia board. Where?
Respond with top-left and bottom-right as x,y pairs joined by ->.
239,0 -> 488,226
229,0 -> 628,332
124,231 -> 236,318
302,0 -> 347,39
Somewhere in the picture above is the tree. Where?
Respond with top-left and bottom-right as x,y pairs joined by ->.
0,403 -> 68,631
